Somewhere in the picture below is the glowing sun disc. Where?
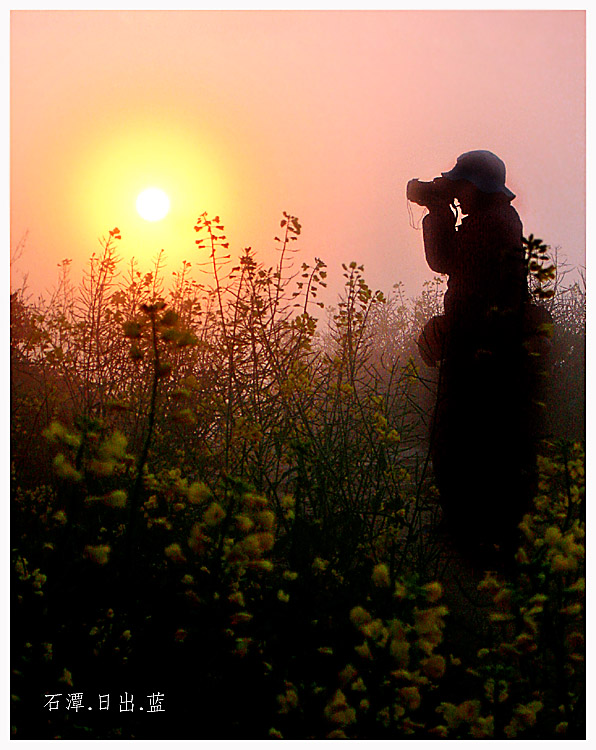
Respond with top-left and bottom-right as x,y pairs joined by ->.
136,188 -> 170,221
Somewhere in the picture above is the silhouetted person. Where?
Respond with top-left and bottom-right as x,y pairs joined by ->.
407,150 -> 543,563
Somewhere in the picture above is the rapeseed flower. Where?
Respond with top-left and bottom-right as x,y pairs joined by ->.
393,580 -> 407,599
456,700 -> 480,722
187,481 -> 211,505
349,606 -> 371,627
312,557 -> 329,572
248,560 -> 274,572
399,686 -> 421,711
324,689 -> 356,726
354,641 -> 372,660
52,510 -> 67,525
43,421 -> 81,449
235,514 -> 254,533
59,668 -> 73,687
53,454 -> 82,482
254,509 -> 275,530
203,502 -> 226,526
228,591 -> 245,607
164,543 -> 186,563
436,702 -> 458,729
277,684 -> 299,714
371,563 -> 390,587
339,664 -> 358,685
99,430 -> 128,461
423,581 -> 443,603
421,654 -> 446,680
389,638 -> 409,668
104,489 -> 127,508
469,714 -> 494,738
188,523 -> 209,554
280,495 -> 295,509
242,492 -> 268,509
84,545 -> 110,565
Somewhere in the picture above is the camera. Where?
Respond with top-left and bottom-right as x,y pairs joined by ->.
406,177 -> 455,207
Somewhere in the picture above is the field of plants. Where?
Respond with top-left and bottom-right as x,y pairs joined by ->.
10,214 -> 585,739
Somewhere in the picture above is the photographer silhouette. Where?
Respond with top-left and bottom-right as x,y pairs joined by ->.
408,151 -> 540,563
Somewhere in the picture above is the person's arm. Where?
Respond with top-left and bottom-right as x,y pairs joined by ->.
422,203 -> 457,274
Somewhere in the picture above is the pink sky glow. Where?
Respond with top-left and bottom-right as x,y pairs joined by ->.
10,10 -> 586,306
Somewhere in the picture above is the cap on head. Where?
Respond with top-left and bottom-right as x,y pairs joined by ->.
442,150 -> 515,200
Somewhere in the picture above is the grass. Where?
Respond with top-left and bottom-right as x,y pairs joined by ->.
10,215 -> 585,739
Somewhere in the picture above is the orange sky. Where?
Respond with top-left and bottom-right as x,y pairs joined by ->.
10,10 -> 586,305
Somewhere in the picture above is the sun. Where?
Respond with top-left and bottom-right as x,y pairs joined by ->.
136,187 -> 170,222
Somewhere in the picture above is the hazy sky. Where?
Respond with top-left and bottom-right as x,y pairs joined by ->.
10,10 -> 586,306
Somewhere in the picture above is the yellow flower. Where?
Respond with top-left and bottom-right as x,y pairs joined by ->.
372,563 -> 391,587
188,481 -> 211,505
248,560 -> 274,572
188,523 -> 209,554
268,728 -> 283,739
164,543 -> 186,563
203,502 -> 226,526
436,702 -> 459,729
355,641 -> 373,660
551,555 -> 577,572
456,700 -> 480,722
361,618 -> 385,641
283,570 -> 298,581
399,686 -> 421,711
235,637 -> 252,658
349,606 -> 372,627
544,526 -> 562,545
560,603 -> 582,617
234,514 -> 254,533
351,677 -> 366,692
339,664 -> 358,685
389,638 -> 410,668
242,492 -> 268,509
429,725 -> 449,738
470,714 -> 494,738
53,454 -> 82,482
84,544 -> 110,565
254,510 -> 276,530
121,630 -> 132,641
277,684 -> 299,714
104,489 -> 127,508
324,689 -> 356,726
253,531 -> 275,552
421,654 -> 446,680
99,430 -> 128,460
277,589 -> 290,603
280,495 -> 295,509
393,580 -> 407,599
312,557 -> 329,572
52,510 -> 67,525
59,668 -> 73,687
423,581 -> 443,603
